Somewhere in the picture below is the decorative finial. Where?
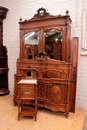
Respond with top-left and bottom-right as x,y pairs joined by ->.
66,10 -> 69,16
20,18 -> 22,21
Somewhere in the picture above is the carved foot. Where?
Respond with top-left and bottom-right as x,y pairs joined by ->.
18,114 -> 20,121
13,100 -> 17,106
65,112 -> 69,118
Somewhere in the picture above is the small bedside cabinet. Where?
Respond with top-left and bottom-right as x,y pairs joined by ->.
17,79 -> 37,121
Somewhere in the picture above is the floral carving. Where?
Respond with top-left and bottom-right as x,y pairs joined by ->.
35,51 -> 49,62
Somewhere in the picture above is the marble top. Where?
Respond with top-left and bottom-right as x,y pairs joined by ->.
18,79 -> 37,84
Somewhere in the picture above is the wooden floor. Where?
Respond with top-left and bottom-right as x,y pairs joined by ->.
0,95 -> 85,130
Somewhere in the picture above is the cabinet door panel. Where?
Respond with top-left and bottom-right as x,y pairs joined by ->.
38,81 -> 68,104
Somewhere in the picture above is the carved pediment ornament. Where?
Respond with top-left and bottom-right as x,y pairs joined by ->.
35,51 -> 49,62
20,8 -> 64,22
30,7 -> 54,20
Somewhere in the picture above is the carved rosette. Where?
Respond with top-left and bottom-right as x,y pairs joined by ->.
50,84 -> 61,104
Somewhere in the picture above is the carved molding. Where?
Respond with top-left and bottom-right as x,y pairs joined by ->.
0,6 -> 8,19
38,83 -> 48,95
73,67 -> 76,81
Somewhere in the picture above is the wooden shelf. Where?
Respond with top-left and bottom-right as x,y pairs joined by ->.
20,108 -> 35,116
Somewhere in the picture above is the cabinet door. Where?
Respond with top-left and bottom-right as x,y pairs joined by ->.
38,80 -> 69,112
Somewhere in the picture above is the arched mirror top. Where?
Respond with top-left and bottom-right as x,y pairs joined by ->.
44,29 -> 62,42
24,31 -> 38,46
24,31 -> 39,60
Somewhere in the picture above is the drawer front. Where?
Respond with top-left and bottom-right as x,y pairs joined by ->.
18,84 -> 35,99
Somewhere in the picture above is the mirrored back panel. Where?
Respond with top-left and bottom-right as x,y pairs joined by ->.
44,29 -> 62,60
24,31 -> 38,59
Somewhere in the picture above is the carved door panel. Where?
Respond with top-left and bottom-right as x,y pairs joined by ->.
49,84 -> 67,105
38,80 -> 69,111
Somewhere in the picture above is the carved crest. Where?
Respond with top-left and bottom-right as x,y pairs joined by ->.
30,7 -> 54,20
34,51 -> 49,62
21,7 -> 63,22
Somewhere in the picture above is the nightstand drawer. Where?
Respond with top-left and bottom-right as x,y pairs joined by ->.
18,84 -> 35,99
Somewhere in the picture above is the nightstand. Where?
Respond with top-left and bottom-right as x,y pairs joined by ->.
17,79 -> 37,121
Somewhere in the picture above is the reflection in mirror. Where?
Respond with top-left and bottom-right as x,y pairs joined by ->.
45,29 -> 62,60
26,71 -> 31,77
24,31 -> 38,59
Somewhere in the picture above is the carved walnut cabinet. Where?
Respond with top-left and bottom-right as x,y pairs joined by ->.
13,8 -> 78,117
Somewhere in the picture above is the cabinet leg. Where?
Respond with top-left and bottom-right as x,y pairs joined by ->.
13,100 -> 17,106
65,112 -> 69,118
35,115 -> 37,121
18,114 -> 20,120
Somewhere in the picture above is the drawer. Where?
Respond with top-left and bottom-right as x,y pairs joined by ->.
19,84 -> 35,88
18,84 -> 36,99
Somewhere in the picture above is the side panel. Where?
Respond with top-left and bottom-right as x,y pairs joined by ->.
70,37 -> 78,112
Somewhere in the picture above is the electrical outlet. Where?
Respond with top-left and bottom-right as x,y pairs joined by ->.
84,43 -> 87,49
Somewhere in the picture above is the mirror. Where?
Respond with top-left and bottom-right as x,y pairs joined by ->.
44,29 -> 62,60
24,31 -> 38,59
26,71 -> 32,77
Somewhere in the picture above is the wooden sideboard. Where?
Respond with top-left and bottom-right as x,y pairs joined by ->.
13,8 -> 78,117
